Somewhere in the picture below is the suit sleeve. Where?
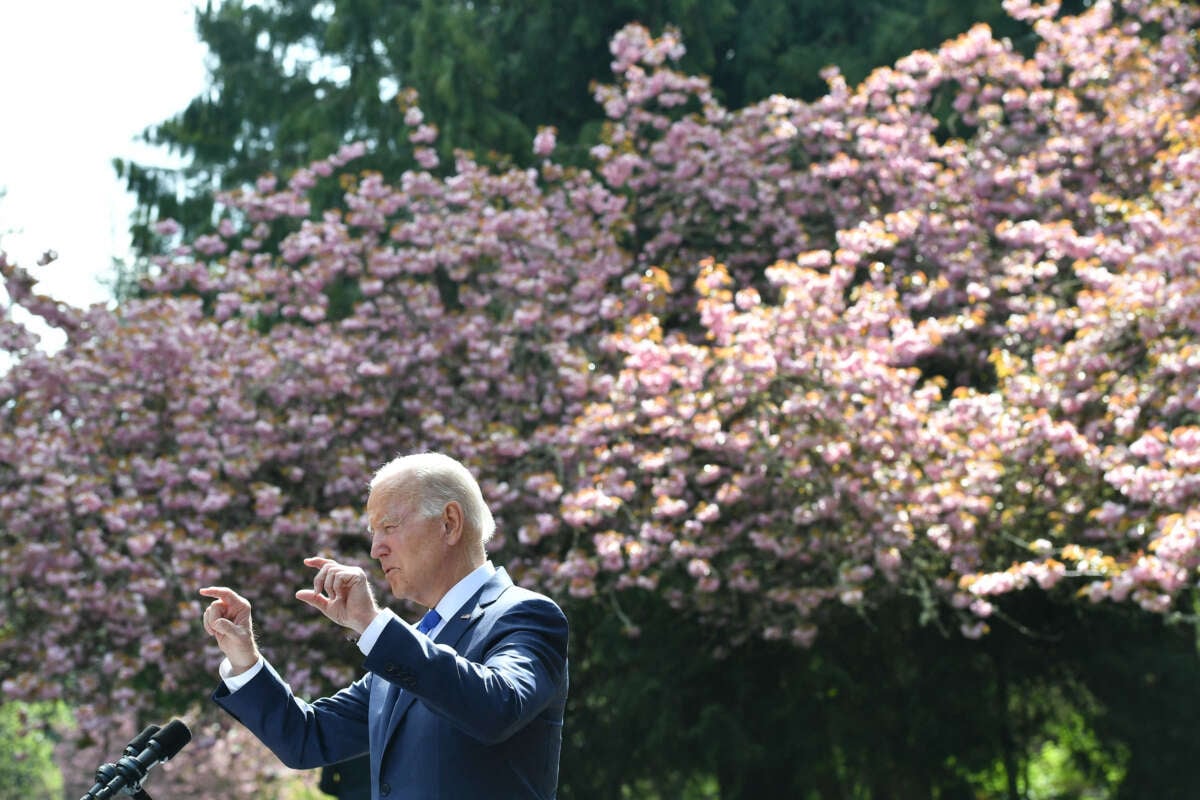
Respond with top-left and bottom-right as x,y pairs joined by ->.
212,660 -> 372,769
362,595 -> 569,745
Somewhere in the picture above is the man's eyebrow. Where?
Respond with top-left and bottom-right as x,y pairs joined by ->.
368,517 -> 400,533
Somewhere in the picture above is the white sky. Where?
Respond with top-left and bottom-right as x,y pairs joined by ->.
0,0 -> 208,308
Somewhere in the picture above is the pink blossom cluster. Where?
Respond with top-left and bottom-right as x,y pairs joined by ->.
3,0 -> 1200,785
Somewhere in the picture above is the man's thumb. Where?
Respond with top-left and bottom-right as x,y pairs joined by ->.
296,589 -> 327,611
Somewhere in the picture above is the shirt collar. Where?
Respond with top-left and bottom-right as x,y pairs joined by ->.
432,561 -> 496,623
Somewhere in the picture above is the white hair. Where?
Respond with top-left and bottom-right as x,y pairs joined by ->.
370,452 -> 496,544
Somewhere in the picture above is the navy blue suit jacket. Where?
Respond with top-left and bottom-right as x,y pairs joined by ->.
213,568 -> 569,799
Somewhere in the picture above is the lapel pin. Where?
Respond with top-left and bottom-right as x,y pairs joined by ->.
460,613 -> 471,619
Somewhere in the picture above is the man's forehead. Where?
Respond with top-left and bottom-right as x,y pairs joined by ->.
366,491 -> 393,517
366,484 -> 414,518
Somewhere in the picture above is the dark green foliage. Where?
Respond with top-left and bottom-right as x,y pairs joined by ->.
1067,607 -> 1200,800
560,589 -> 1197,799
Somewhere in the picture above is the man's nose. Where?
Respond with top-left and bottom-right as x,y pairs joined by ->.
369,534 -> 385,559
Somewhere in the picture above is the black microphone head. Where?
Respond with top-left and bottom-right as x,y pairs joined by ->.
148,719 -> 192,760
124,725 -> 161,757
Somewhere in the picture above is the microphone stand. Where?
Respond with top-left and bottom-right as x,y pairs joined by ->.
81,764 -> 153,800
79,719 -> 190,800
81,767 -> 155,800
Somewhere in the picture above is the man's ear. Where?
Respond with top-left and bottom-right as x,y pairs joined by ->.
442,501 -> 465,545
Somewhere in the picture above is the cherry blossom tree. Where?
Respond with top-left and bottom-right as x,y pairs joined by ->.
2,0 -> 1198,794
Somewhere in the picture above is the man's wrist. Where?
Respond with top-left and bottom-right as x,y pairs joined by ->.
350,606 -> 381,636
226,649 -> 262,676
228,658 -> 258,676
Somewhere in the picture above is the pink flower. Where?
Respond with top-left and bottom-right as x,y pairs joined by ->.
414,147 -> 440,170
533,126 -> 557,157
75,492 -> 104,514
126,532 -> 158,557
960,621 -> 989,639
154,218 -> 181,236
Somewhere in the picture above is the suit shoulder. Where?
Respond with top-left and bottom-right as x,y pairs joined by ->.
502,584 -> 565,612
493,585 -> 569,633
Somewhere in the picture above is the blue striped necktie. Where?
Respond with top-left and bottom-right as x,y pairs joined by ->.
416,608 -> 442,636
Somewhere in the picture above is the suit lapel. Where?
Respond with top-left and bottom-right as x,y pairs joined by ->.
384,682 -> 419,737
437,567 -> 512,651
381,568 -> 514,740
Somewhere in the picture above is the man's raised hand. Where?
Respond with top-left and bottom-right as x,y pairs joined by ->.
295,556 -> 381,634
199,586 -> 261,675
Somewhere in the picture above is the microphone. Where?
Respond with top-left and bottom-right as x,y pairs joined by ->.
81,726 -> 159,799
123,725 -> 162,757
79,719 -> 191,800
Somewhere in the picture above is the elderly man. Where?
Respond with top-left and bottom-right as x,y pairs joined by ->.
200,452 -> 569,799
